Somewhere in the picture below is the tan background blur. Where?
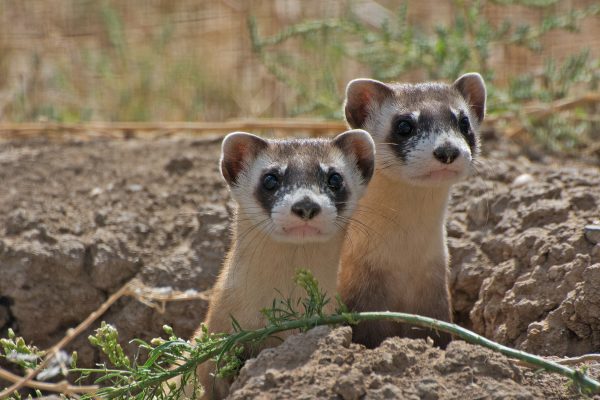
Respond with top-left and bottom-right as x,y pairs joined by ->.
0,0 -> 598,122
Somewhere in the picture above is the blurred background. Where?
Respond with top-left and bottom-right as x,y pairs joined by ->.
0,0 -> 599,151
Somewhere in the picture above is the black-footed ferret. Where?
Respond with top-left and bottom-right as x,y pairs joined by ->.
338,73 -> 486,349
192,130 -> 375,399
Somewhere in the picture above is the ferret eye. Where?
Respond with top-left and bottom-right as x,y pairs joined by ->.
328,173 -> 343,190
262,174 -> 279,190
394,119 -> 414,136
459,116 -> 470,134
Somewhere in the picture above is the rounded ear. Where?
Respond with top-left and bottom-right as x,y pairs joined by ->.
220,132 -> 269,185
333,129 -> 376,182
344,78 -> 393,129
453,73 -> 486,123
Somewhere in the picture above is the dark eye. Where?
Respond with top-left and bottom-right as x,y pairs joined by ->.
328,173 -> 343,191
262,174 -> 279,190
394,119 -> 414,136
459,116 -> 470,134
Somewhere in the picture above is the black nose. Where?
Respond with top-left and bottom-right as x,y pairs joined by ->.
291,197 -> 321,220
433,144 -> 460,164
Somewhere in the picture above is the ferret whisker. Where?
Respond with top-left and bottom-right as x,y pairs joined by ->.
343,223 -> 373,243
470,159 -> 489,180
376,163 -> 397,171
339,202 -> 400,215
342,207 -> 389,220
338,201 -> 403,218
336,215 -> 383,242
246,225 -> 271,272
236,219 -> 270,247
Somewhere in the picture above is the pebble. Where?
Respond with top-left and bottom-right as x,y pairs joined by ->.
584,225 -> 600,244
512,173 -> 534,187
127,184 -> 144,192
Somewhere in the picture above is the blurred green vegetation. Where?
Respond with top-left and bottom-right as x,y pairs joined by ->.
249,0 -> 600,152
2,2 -> 239,123
1,0 -> 599,152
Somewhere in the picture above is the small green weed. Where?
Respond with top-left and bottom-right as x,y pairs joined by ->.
1,270 -> 599,399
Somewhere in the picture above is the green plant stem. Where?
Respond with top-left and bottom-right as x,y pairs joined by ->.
347,312 -> 600,393
97,311 -> 600,398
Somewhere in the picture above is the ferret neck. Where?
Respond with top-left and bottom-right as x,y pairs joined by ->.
341,171 -> 454,274
365,172 -> 451,223
345,170 -> 452,267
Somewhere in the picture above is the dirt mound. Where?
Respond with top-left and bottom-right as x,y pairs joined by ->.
0,137 -> 229,366
448,153 -> 600,356
1,135 -> 599,396
230,326 -> 580,399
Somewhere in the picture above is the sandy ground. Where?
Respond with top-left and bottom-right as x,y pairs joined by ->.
0,132 -> 599,398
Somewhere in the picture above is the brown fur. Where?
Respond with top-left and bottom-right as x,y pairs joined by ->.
338,74 -> 485,349
338,160 -> 455,349
339,226 -> 452,349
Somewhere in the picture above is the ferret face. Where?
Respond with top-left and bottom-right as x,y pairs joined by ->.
220,130 -> 375,244
345,73 -> 486,187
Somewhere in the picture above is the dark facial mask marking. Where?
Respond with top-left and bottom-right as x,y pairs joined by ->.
456,111 -> 476,152
254,167 -> 282,215
388,106 -> 477,163
325,167 -> 349,214
254,162 -> 350,216
387,113 -> 422,163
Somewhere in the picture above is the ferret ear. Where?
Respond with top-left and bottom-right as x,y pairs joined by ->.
453,73 -> 486,123
333,129 -> 376,182
344,78 -> 393,129
220,132 -> 268,185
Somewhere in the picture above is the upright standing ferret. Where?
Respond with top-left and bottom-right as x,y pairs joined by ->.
190,130 -> 375,399
338,73 -> 486,348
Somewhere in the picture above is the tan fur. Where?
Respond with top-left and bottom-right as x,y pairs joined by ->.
338,74 -> 486,349
186,211 -> 343,399
339,163 -> 453,348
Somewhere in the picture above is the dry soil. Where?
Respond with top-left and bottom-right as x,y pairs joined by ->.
0,132 -> 599,398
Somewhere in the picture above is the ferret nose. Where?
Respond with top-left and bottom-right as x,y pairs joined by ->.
291,197 -> 321,220
433,144 -> 460,164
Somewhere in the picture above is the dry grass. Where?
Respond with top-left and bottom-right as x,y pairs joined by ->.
0,0 -> 598,124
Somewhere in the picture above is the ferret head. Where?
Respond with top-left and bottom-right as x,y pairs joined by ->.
344,73 -> 486,187
220,130 -> 375,243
